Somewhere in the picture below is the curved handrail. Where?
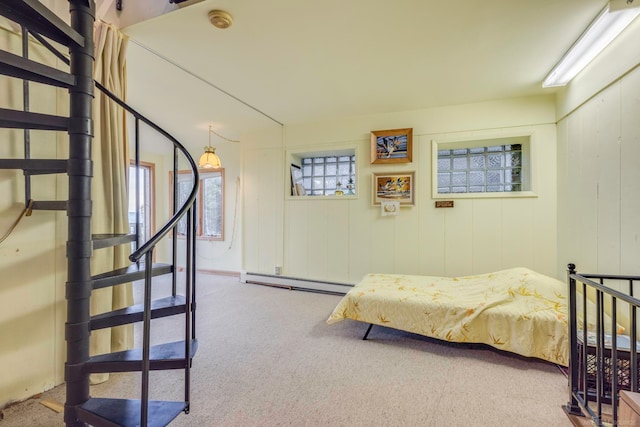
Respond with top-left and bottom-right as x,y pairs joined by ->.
95,81 -> 199,263
29,30 -> 200,263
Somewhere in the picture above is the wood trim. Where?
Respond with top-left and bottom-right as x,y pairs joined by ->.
130,160 -> 156,262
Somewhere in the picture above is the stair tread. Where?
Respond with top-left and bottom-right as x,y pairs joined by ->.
90,295 -> 187,330
0,108 -> 68,131
0,49 -> 74,87
92,263 -> 173,290
0,158 -> 67,173
85,339 -> 198,373
77,397 -> 187,427
0,0 -> 84,48
92,233 -> 136,250
31,200 -> 67,211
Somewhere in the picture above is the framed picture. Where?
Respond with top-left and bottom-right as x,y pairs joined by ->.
372,171 -> 415,206
371,128 -> 412,164
290,164 -> 306,196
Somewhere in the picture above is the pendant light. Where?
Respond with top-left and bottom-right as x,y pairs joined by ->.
199,126 -> 222,169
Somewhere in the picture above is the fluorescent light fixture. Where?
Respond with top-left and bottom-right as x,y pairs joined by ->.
543,4 -> 640,87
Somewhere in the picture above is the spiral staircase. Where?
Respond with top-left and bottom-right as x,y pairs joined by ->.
0,1 -> 199,425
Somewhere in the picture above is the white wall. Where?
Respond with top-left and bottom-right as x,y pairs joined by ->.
242,125 -> 285,274
167,144 -> 244,274
556,21 -> 640,278
556,16 -> 640,121
243,96 -> 559,282
193,138 -> 243,273
0,1 -> 70,407
554,16 -> 640,332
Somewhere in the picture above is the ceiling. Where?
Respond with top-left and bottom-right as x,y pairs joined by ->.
116,0 -> 609,148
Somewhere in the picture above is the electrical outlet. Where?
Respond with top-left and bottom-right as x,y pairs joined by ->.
275,266 -> 282,275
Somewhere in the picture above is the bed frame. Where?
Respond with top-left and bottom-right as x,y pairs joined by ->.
565,264 -> 640,426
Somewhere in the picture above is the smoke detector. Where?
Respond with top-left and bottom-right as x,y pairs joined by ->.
208,10 -> 233,29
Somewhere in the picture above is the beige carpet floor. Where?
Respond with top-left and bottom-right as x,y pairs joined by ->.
1,274 -> 572,426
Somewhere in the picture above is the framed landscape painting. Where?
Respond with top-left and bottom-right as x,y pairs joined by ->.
372,171 -> 415,206
371,128 -> 412,164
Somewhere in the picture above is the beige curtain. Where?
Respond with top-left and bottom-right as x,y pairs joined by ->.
90,21 -> 132,384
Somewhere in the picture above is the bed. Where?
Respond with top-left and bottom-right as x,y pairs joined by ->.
327,267 -> 571,366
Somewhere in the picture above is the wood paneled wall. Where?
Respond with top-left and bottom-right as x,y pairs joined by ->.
243,96 -> 560,283
557,65 -> 640,277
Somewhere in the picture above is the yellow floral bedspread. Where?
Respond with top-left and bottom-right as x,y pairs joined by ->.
327,267 -> 569,366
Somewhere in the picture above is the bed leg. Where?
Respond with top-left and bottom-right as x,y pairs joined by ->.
362,324 -> 374,340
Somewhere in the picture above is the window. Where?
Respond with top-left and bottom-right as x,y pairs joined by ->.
171,169 -> 224,240
128,161 -> 155,245
201,170 -> 223,238
432,136 -> 531,198
299,155 -> 356,196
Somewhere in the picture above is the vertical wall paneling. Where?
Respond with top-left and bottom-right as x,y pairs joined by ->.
242,150 -> 261,271
325,200 -> 350,281
393,206 -> 421,275
471,199 -> 503,274
579,100 -> 601,272
561,113 -> 584,271
258,149 -> 283,273
273,97 -> 558,283
501,199 -> 534,269
555,118 -> 570,276
307,201 -> 329,279
285,200 -> 309,278
371,208 -> 396,274
530,128 -> 558,273
243,147 -> 284,274
348,198 -> 374,282
443,199 -> 474,276
595,85 -> 622,274
619,68 -> 640,275
419,204 -> 446,277
556,17 -> 640,286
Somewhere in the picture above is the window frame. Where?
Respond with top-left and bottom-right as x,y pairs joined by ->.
128,160 -> 155,249
431,133 -> 537,199
169,168 -> 224,241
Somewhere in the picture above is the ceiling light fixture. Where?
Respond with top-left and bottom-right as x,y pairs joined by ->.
542,2 -> 640,88
199,126 -> 222,169
208,10 -> 233,29
198,126 -> 240,169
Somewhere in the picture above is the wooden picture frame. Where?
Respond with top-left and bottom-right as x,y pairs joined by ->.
372,171 -> 415,206
290,164 -> 306,196
371,128 -> 412,164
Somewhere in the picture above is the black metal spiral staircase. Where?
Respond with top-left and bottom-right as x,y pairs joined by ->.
0,1 -> 199,426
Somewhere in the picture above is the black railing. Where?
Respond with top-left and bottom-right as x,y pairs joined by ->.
565,263 -> 640,426
96,64 -> 199,427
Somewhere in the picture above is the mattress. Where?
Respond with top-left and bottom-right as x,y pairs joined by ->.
327,267 -> 570,365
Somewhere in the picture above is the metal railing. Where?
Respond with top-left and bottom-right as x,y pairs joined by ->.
565,263 -> 640,426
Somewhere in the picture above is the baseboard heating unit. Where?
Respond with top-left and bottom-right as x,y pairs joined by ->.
242,272 -> 353,295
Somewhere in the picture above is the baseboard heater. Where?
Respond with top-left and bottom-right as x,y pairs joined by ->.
243,272 -> 353,296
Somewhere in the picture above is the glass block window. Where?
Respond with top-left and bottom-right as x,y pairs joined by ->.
437,144 -> 522,194
300,155 -> 356,196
